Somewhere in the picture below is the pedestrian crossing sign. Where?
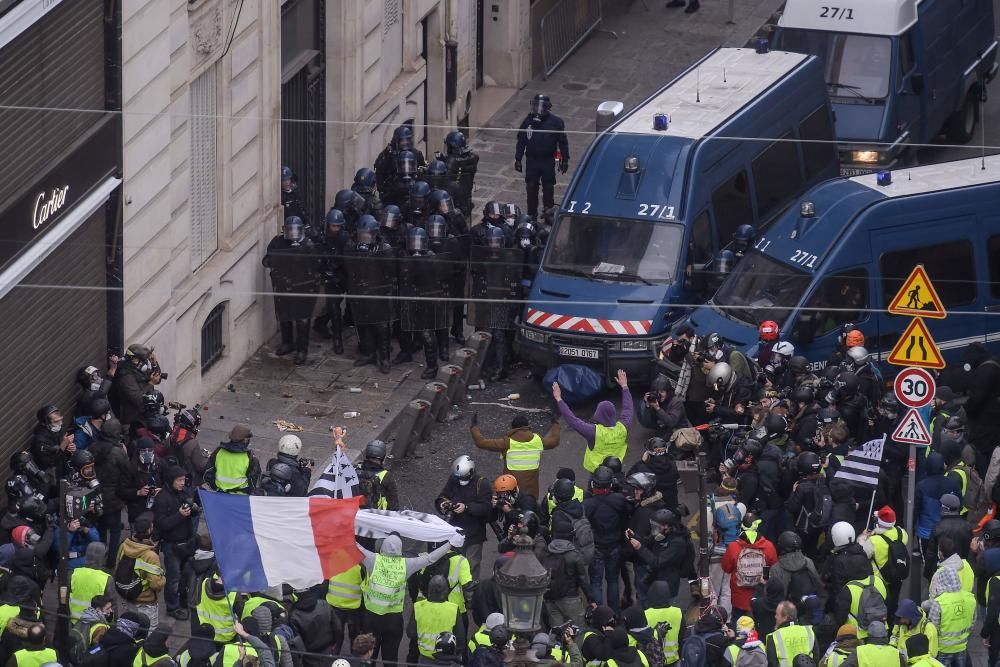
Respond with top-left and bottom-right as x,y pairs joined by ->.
887,317 -> 945,369
887,265 -> 947,318
891,408 -> 932,446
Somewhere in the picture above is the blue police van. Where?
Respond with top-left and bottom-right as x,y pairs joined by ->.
515,47 -> 840,381
682,154 -> 1000,372
772,0 -> 998,176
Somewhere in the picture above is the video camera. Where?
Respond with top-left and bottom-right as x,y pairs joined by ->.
550,621 -> 579,642
64,485 -> 103,521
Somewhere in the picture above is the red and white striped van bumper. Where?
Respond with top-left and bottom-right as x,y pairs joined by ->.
525,308 -> 653,336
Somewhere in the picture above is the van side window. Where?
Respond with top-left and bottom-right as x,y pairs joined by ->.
898,30 -> 915,88
989,236 -> 1000,298
751,132 -> 803,220
711,170 -> 753,245
804,269 -> 869,336
689,211 -> 714,265
799,106 -> 837,181
880,240 -> 977,310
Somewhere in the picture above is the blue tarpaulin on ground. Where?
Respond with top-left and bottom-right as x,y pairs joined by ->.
543,364 -> 604,404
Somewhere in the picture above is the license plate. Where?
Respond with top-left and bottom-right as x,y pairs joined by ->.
558,346 -> 599,360
840,166 -> 875,177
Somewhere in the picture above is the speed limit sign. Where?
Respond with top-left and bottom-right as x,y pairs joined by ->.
894,367 -> 936,409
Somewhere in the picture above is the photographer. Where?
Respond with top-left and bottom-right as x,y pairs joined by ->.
110,344 -> 154,432
266,435 -> 313,498
153,466 -> 199,622
637,376 -> 690,439
436,456 -> 491,579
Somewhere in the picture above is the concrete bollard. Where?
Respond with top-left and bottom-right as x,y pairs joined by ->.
451,347 -> 479,388
436,364 -> 465,406
392,399 -> 432,459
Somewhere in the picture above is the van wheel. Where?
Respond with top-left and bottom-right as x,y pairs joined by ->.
947,88 -> 979,143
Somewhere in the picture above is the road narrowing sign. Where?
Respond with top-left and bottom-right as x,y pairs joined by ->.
893,367 -> 936,409
887,265 -> 947,319
892,408 -> 932,446
887,317 -> 945,369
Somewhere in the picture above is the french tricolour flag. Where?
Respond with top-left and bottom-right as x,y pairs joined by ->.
201,491 -> 362,592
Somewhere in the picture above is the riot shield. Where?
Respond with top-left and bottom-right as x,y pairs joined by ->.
398,253 -> 448,332
470,246 -> 522,331
344,246 -> 396,325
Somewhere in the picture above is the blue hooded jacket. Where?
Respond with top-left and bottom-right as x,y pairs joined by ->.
915,453 -> 962,539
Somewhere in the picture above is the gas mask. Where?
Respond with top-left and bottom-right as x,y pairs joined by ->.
140,361 -> 152,374
79,463 -> 99,487
138,449 -> 156,467
519,238 -> 532,249
22,528 -> 41,547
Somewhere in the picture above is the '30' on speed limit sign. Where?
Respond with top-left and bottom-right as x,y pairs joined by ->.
893,367 -> 936,409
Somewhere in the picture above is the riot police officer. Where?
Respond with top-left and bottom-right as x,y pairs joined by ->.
345,216 -> 397,373
382,150 -> 418,207
316,209 -> 350,354
352,167 -> 384,219
438,131 -> 478,217
429,191 -> 470,343
515,220 -> 543,276
471,227 -> 523,381
470,201 -> 512,247
374,125 -> 427,195
398,227 -> 449,379
514,94 -> 570,220
281,165 -> 305,221
379,205 -> 406,253
733,224 -> 755,260
404,180 -> 433,228
427,215 -> 462,359
334,189 -> 367,235
426,160 -> 465,216
263,216 -> 322,364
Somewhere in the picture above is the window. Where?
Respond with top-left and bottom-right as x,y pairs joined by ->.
190,64 -> 219,269
897,30 -> 916,88
803,269 -> 869,337
799,106 -> 837,181
201,303 -> 226,374
880,241 -> 977,311
777,30 -> 893,100
713,252 -> 812,326
752,133 -> 803,220
711,170 -> 753,246
989,236 -> 1000,298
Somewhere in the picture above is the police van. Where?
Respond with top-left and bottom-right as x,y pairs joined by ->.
771,0 -> 998,175
682,155 -> 1000,372
516,46 -> 839,381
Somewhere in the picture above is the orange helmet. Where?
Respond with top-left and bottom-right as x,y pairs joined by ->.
845,330 -> 865,347
759,320 -> 779,342
494,474 -> 518,493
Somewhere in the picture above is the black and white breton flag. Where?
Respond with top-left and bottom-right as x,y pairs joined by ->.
308,448 -> 360,498
833,435 -> 885,488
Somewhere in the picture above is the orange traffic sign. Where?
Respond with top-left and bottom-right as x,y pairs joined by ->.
887,318 -> 945,369
887,265 -> 947,318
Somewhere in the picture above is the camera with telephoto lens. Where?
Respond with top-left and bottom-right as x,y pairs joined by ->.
551,621 -> 579,642
167,401 -> 187,410
495,490 -> 517,508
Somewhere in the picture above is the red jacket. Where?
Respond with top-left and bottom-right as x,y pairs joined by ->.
721,534 -> 778,611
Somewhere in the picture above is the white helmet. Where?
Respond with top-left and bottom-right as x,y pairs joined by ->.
331,660 -> 350,667
452,455 -> 476,480
846,346 -> 870,366
830,521 -> 856,548
277,434 -> 302,457
773,341 -> 795,357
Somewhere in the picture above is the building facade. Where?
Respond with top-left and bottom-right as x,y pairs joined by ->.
122,0 -> 281,404
0,0 -> 122,458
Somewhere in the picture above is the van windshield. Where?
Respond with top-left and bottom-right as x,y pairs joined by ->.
712,251 -> 811,326
543,216 -> 683,284
776,29 -> 892,100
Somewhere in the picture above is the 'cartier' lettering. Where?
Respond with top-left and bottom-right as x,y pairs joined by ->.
32,186 -> 69,230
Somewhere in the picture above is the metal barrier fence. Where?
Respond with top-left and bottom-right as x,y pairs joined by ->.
540,0 -> 604,78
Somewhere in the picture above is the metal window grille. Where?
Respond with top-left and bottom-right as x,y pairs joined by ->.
200,303 -> 226,374
190,63 -> 219,269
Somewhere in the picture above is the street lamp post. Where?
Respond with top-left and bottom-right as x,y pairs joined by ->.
494,531 -> 551,635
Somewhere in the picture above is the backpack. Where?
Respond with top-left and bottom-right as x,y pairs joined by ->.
875,531 -> 910,584
113,554 -> 143,601
785,568 -> 821,624
957,464 -> 990,525
69,619 -> 105,667
554,508 -> 595,565
680,633 -> 707,667
735,545 -> 767,588
847,576 -> 887,630
735,647 -> 768,667
795,482 -> 833,533
354,467 -> 385,510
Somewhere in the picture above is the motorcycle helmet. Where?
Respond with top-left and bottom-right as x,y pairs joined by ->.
590,465 -> 613,490
797,451 -> 821,477
550,478 -> 574,502
830,521 -> 856,547
625,471 -> 656,496
277,434 -> 302,457
451,455 -> 475,481
364,439 -> 387,462
777,530 -> 803,555
602,456 -> 622,473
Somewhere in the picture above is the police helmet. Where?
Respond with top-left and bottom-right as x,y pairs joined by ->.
407,226 -> 429,253
283,216 -> 305,244
426,159 -> 448,178
409,180 -> 431,209
392,125 -> 415,151
364,439 -> 387,462
531,93 -> 552,115
429,190 -> 454,216
355,215 -> 379,245
711,250 -> 735,276
486,226 -> 506,249
733,224 -> 755,246
353,167 -> 377,194
483,201 -> 503,221
380,205 -> 402,230
426,215 -> 448,240
515,222 -> 536,248
395,150 -> 417,179
280,165 -> 294,182
335,189 -> 364,213
324,208 -> 346,231
444,130 -> 467,154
